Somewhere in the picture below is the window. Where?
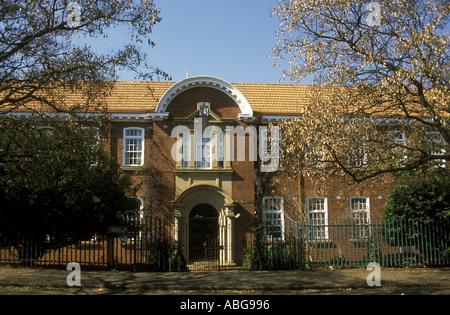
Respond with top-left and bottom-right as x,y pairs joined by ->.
426,132 -> 446,168
350,197 -> 370,239
260,126 -> 282,167
198,102 -> 210,117
388,131 -> 407,161
348,142 -> 367,168
213,129 -> 224,168
307,197 -> 329,239
182,131 -> 190,169
196,132 -> 211,169
262,197 -> 285,241
123,128 -> 144,166
181,129 -> 224,169
304,141 -> 326,168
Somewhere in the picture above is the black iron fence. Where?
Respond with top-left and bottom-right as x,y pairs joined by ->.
242,218 -> 450,270
0,217 -> 183,271
1,217 -> 449,271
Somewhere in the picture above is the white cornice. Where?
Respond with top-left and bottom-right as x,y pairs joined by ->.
110,113 -> 148,121
155,76 -> 253,119
110,112 -> 169,122
260,115 -> 300,123
147,112 -> 169,121
4,112 -> 106,119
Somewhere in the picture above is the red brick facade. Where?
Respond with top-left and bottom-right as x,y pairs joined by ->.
105,76 -> 402,264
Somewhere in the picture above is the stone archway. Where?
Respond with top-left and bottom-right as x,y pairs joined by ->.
172,184 -> 235,266
189,203 -> 219,262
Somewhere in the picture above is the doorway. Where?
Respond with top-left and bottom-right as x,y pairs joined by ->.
189,203 -> 219,262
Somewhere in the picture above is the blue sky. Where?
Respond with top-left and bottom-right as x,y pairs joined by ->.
83,0 -> 297,84
147,0 -> 288,84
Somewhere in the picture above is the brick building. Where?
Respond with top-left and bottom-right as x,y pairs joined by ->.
102,75 -> 404,265
2,75 -> 448,270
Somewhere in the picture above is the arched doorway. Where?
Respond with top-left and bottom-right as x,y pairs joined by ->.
172,184 -> 236,268
189,203 -> 219,262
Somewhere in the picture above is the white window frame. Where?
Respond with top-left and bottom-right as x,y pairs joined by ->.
348,145 -> 367,168
212,129 -> 224,168
181,131 -> 190,169
262,196 -> 285,241
388,130 -> 407,162
196,131 -> 212,169
304,140 -> 328,168
123,127 -> 145,166
350,196 -> 371,239
307,196 -> 329,239
426,131 -> 446,168
259,126 -> 282,167
182,129 -> 224,170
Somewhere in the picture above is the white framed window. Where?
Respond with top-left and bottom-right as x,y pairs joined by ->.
426,132 -> 446,168
350,196 -> 370,239
348,143 -> 367,168
388,130 -> 407,162
212,129 -> 224,168
307,197 -> 329,239
123,127 -> 144,166
304,140 -> 328,168
182,131 -> 190,169
259,126 -> 282,167
182,129 -> 224,169
195,131 -> 211,169
262,196 -> 285,241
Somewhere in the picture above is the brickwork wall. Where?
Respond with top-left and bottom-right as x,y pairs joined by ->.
109,85 -> 398,223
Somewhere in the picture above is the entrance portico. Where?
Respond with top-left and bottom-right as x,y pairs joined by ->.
173,184 -> 236,265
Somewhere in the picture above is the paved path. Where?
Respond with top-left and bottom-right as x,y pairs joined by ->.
0,266 -> 449,295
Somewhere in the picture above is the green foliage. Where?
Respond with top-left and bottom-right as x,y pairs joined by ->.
242,241 -> 299,270
384,172 -> 450,221
0,117 -> 140,260
384,173 -> 450,263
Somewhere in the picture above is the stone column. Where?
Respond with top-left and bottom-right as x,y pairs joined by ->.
189,131 -> 196,169
173,208 -> 182,244
224,127 -> 232,170
225,203 -> 235,263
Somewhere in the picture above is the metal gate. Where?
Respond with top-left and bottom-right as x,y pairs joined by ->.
187,204 -> 221,270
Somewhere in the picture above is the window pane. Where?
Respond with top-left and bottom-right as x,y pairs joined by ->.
350,197 -> 370,239
307,197 -> 328,239
124,129 -> 144,166
262,197 -> 284,240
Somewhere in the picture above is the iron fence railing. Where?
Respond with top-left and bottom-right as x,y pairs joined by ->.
1,217 -> 449,271
242,218 -> 450,270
